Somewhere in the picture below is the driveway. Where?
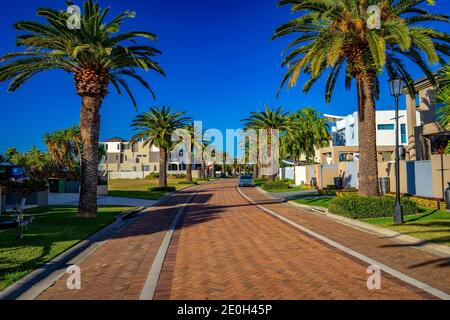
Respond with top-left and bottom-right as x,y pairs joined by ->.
48,193 -> 157,207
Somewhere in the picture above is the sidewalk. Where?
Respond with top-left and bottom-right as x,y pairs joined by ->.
35,185 -> 203,300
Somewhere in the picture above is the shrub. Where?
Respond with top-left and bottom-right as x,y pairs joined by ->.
145,172 -> 159,179
177,180 -> 198,185
328,194 -> 418,219
168,173 -> 186,179
262,180 -> 291,191
0,179 -> 47,194
149,186 -> 176,192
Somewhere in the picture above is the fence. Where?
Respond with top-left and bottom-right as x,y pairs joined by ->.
281,154 -> 450,199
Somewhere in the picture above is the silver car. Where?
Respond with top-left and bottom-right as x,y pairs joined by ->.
238,174 -> 254,187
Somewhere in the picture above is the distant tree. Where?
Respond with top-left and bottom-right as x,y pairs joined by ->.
130,106 -> 191,188
241,106 -> 288,181
7,147 -> 56,181
281,108 -> 329,164
44,125 -> 81,179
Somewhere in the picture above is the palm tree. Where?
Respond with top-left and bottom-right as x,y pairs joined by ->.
437,64 -> 450,129
220,151 -> 229,175
183,123 -> 204,182
241,106 -> 288,181
282,108 -> 329,164
44,125 -> 81,178
274,0 -> 450,196
130,106 -> 191,188
0,1 -> 165,217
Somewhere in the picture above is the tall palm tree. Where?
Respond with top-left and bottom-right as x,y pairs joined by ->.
130,106 -> 191,188
0,1 -> 165,217
183,123 -> 204,182
241,106 -> 288,181
437,64 -> 450,129
274,0 -> 450,196
220,151 -> 229,175
282,108 -> 329,164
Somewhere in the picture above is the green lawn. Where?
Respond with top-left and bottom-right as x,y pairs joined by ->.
266,185 -> 312,193
292,196 -> 450,246
363,209 -> 450,246
293,197 -> 333,208
108,178 -> 197,200
0,205 -> 134,291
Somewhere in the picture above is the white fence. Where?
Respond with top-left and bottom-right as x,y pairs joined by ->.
108,171 -> 150,179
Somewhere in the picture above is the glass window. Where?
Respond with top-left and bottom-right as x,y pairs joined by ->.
401,124 -> 407,144
377,124 -> 395,130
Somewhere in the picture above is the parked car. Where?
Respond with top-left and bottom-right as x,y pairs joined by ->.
0,164 -> 29,182
238,174 -> 254,187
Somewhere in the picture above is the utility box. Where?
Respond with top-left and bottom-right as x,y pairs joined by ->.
379,177 -> 390,195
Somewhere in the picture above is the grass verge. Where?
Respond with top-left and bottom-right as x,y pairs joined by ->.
0,205 -> 134,291
293,196 -> 450,246
293,197 -> 333,208
108,178 -> 197,200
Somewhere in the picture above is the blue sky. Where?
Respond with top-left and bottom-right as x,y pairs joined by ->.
0,0 -> 449,152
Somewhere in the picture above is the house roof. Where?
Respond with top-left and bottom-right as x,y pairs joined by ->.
105,137 -> 126,142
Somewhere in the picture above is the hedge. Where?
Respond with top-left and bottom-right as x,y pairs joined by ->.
328,194 -> 418,219
149,186 -> 176,192
262,180 -> 291,191
177,180 -> 198,185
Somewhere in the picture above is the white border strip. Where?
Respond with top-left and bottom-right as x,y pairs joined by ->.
237,186 -> 450,300
139,187 -> 203,300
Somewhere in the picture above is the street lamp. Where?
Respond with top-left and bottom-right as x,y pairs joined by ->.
389,77 -> 405,225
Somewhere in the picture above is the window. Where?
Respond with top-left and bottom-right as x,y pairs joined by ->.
377,124 -> 395,130
125,155 -> 128,161
115,155 -> 119,161
339,152 -> 354,162
401,124 -> 407,144
105,144 -> 108,150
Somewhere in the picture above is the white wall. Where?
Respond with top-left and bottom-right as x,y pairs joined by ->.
331,110 -> 410,147
109,171 -> 148,179
295,166 -> 307,186
375,110 -> 408,146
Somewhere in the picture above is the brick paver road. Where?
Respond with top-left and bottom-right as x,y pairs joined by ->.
37,180 -> 449,300
153,180 -> 447,300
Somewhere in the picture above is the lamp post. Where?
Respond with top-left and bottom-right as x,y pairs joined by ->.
389,77 -> 405,225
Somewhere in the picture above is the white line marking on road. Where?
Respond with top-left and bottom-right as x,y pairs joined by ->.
237,185 -> 450,300
139,186 -> 205,300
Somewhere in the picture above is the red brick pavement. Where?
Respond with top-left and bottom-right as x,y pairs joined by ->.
239,185 -> 450,295
153,180 -> 440,300
37,184 -> 204,300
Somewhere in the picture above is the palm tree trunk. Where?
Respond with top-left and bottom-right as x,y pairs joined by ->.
357,74 -> 379,196
159,147 -> 168,188
186,163 -> 193,182
78,95 -> 102,218
201,158 -> 206,179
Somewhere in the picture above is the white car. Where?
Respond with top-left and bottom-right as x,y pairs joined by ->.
238,174 -> 254,187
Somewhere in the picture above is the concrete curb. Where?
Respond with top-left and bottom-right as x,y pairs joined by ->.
254,187 -> 450,258
287,200 -> 450,258
139,185 -> 206,300
239,185 -> 450,300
